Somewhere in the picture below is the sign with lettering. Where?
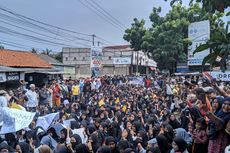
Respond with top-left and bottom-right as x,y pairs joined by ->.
113,57 -> 131,65
188,20 -> 210,65
0,107 -> 36,134
6,72 -> 20,81
91,46 -> 103,76
210,71 -> 230,81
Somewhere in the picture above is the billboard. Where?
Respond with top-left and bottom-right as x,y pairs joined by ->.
188,20 -> 210,65
113,57 -> 131,65
91,46 -> 103,76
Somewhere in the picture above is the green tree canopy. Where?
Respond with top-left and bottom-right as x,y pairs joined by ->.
123,3 -> 224,73
42,48 -> 53,55
167,0 -> 230,13
31,48 -> 38,54
123,18 -> 147,51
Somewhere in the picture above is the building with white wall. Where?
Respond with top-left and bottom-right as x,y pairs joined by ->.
62,45 -> 157,78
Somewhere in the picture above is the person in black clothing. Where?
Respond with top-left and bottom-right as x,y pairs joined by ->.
105,136 -> 119,153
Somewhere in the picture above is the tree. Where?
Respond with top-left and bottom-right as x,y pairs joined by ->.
167,0 -> 230,71
31,48 -> 38,54
0,45 -> 4,49
123,18 -> 147,74
190,0 -> 230,13
42,48 -> 52,55
124,3 -> 224,73
123,18 -> 147,51
166,0 -> 230,12
51,52 -> 62,63
194,19 -> 230,71
141,5 -> 191,73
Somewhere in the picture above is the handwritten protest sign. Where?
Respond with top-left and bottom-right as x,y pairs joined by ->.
0,107 -> 35,134
36,112 -> 59,130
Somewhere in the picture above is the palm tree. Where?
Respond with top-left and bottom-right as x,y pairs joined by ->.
31,48 -> 38,54
42,49 -> 52,55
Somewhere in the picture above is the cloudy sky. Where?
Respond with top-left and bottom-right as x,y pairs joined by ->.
0,0 -> 228,52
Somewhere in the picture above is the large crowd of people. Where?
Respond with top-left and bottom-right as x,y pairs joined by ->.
0,74 -> 229,153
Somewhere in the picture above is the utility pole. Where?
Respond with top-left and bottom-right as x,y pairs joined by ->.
136,51 -> 139,76
92,34 -> 96,46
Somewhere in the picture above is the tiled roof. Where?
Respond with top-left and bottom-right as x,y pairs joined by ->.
0,49 -> 52,68
103,45 -> 130,50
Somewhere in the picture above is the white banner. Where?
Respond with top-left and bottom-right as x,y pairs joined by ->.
0,73 -> 6,82
72,128 -> 85,142
113,57 -> 131,65
0,108 -> 35,134
210,71 -> 230,81
63,119 -> 75,128
188,20 -> 210,65
50,123 -> 66,136
128,77 -> 144,86
36,112 -> 59,130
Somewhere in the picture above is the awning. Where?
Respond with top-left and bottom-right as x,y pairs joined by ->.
38,71 -> 71,75
0,66 -> 25,72
174,72 -> 200,76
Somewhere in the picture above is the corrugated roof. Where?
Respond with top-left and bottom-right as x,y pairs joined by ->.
38,54 -> 63,65
0,49 -> 52,68
0,66 -> 25,72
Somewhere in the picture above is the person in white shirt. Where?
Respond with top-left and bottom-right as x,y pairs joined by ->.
91,79 -> 96,90
25,84 -> 38,111
0,90 -> 8,107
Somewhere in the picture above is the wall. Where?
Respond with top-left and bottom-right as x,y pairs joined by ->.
63,47 -> 91,77
62,47 -> 156,77
62,47 -> 91,65
63,66 -> 76,79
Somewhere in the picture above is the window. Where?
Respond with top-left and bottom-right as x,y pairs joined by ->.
83,57 -> 85,60
65,57 -> 68,61
74,57 -> 77,60
108,56 -> 111,60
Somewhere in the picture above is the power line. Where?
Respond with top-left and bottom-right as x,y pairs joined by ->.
0,26 -> 81,47
78,0 -> 124,32
0,6 -> 91,37
0,11 -> 93,47
0,18 -> 91,47
0,5 -> 116,45
95,35 -> 116,46
0,41 -> 33,50
89,0 -> 127,29
0,11 -> 92,43
84,0 -> 125,30
0,39 -> 43,50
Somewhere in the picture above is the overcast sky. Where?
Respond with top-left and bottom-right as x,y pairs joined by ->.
0,0 -> 228,52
